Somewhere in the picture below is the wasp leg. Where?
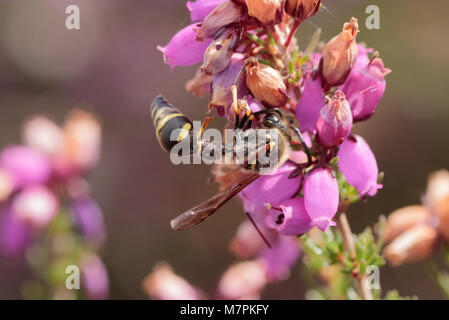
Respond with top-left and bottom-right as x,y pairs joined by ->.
231,85 -> 240,130
289,125 -> 312,167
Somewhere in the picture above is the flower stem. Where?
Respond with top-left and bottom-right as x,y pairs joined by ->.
284,20 -> 300,48
336,212 -> 373,300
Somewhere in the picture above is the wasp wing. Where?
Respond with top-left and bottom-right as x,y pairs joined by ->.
170,173 -> 260,231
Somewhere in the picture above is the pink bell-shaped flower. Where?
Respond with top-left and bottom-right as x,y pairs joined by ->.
157,24 -> 212,69
342,57 -> 391,121
303,167 -> 339,231
337,135 -> 382,197
316,90 -> 352,147
296,73 -> 325,133
187,0 -> 228,22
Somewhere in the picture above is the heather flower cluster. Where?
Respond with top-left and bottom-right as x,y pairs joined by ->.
0,110 -> 108,300
152,0 -> 391,299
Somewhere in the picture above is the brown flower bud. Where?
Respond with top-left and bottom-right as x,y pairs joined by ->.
383,225 -> 438,266
426,170 -> 449,209
245,59 -> 288,107
196,1 -> 242,41
185,68 -> 212,97
319,17 -> 358,89
384,205 -> 432,243
245,0 -> 284,25
201,31 -> 234,75
285,0 -> 321,22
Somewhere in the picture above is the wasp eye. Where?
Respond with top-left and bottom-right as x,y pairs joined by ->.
268,114 -> 279,124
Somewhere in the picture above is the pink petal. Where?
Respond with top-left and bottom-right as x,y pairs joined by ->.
187,0 -> 228,22
240,162 -> 301,207
296,73 -> 325,133
265,197 -> 313,236
158,24 -> 212,69
337,135 -> 382,197
304,168 -> 339,231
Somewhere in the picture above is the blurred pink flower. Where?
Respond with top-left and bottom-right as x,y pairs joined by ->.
0,146 -> 51,189
143,262 -> 202,300
259,235 -> 301,281
81,254 -> 109,300
0,207 -> 30,256
217,260 -> 267,299
12,185 -> 59,229
70,196 -> 106,246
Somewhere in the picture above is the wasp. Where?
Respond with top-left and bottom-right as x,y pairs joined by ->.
151,87 -> 311,231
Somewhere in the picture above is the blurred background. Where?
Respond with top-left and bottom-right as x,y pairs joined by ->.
0,0 -> 448,299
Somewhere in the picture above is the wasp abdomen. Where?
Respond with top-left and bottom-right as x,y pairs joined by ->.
151,95 -> 193,153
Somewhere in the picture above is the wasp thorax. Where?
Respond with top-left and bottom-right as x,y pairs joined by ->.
196,1 -> 243,41
201,31 -> 234,76
285,0 -> 321,22
245,0 -> 284,25
319,17 -> 359,90
245,59 -> 288,107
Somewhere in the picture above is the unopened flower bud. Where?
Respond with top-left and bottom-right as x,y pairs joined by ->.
196,1 -> 243,41
246,59 -> 288,107
384,205 -> 432,243
201,31 -> 234,75
319,18 -> 358,89
316,90 -> 352,147
285,0 -> 321,22
245,0 -> 283,25
384,225 -> 438,266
